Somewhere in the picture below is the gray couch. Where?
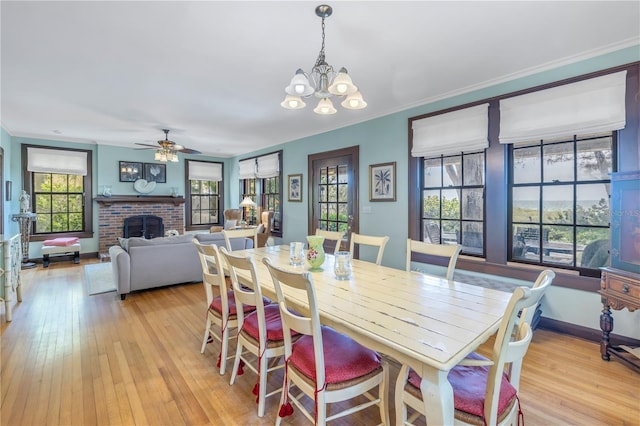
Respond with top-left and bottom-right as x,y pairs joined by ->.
109,232 -> 253,300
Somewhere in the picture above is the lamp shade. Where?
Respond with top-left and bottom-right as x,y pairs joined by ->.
240,196 -> 256,207
285,69 -> 314,97
341,90 -> 367,109
281,95 -> 306,109
328,68 -> 357,96
314,98 -> 337,115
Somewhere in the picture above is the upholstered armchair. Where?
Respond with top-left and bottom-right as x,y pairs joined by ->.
210,209 -> 243,233
256,210 -> 274,248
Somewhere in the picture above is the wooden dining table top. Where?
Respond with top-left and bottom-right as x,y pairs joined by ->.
231,245 -> 512,372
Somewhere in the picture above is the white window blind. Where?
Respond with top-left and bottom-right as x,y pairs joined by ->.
188,160 -> 222,181
256,153 -> 280,178
411,103 -> 489,157
27,147 -> 88,175
499,71 -> 627,144
239,158 -> 256,179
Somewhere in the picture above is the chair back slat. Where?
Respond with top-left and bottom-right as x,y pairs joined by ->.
222,227 -> 258,251
315,229 -> 346,254
406,238 -> 462,279
349,232 -> 390,265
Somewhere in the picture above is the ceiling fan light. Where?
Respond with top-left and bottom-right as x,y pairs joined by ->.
341,90 -> 367,110
285,69 -> 314,97
328,67 -> 357,96
170,152 -> 179,162
281,95 -> 306,110
314,98 -> 337,115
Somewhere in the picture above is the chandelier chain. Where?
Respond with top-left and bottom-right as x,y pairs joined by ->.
315,16 -> 326,68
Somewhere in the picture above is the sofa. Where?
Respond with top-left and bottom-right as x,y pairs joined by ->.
109,232 -> 253,300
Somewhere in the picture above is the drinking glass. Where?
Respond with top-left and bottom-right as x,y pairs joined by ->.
334,251 -> 352,280
289,242 -> 305,266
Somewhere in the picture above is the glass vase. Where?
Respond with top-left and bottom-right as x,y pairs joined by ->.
306,235 -> 325,271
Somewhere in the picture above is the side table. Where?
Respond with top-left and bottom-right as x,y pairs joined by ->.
599,267 -> 640,372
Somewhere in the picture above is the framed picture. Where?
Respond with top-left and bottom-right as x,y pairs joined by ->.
144,163 -> 166,183
288,174 -> 303,202
119,161 -> 143,182
369,161 -> 396,202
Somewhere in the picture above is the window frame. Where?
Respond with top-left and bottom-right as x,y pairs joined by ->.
507,133 -> 615,276
21,144 -> 93,241
184,160 -> 224,231
421,151 -> 486,257
238,150 -> 283,236
408,63 -> 639,292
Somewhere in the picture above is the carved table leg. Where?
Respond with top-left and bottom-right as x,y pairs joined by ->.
600,304 -> 613,361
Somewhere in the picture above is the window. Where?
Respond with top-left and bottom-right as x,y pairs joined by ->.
185,160 -> 223,230
22,145 -> 93,240
510,133 -> 613,273
423,152 -> 485,256
33,173 -> 84,233
238,151 -> 283,234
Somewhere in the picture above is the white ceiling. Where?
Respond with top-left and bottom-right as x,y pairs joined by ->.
2,1 -> 639,158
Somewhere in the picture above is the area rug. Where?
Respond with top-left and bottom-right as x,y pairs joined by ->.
85,262 -> 116,295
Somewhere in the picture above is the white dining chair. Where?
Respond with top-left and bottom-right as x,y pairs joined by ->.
395,269 -> 555,426
262,257 -> 390,425
193,239 -> 255,375
220,247 -> 294,418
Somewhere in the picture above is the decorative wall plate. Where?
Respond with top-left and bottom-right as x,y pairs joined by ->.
133,178 -> 156,194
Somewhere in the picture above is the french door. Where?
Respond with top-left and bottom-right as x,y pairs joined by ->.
308,146 -> 359,253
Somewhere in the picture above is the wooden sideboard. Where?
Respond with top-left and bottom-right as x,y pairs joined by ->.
599,267 -> 640,371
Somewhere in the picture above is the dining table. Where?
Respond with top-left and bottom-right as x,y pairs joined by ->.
231,245 -> 513,425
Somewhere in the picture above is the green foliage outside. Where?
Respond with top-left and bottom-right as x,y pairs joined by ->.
34,173 -> 83,233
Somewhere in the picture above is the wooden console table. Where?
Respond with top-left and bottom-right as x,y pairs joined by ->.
599,267 -> 640,372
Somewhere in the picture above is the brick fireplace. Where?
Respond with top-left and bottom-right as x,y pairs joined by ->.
95,195 -> 185,256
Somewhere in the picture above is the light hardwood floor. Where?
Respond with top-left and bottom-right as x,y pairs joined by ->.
1,260 -> 638,425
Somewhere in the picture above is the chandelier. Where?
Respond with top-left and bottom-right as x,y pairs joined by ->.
281,4 -> 367,115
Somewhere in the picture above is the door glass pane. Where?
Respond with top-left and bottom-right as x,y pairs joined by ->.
423,190 -> 440,218
462,221 -> 483,255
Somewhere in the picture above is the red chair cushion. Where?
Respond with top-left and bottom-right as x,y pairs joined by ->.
289,326 -> 381,384
210,290 -> 267,315
407,352 -> 517,418
242,304 -> 295,341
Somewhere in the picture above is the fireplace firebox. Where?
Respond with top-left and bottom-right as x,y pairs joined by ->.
123,215 -> 164,239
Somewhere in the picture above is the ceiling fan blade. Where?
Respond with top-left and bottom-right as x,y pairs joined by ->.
135,142 -> 160,149
178,147 -> 201,154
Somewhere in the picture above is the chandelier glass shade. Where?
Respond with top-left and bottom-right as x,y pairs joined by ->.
154,147 -> 179,162
281,4 -> 366,115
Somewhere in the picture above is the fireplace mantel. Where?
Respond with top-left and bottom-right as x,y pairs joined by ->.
94,195 -> 185,206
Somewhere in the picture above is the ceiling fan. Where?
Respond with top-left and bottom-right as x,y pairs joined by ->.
135,129 -> 201,161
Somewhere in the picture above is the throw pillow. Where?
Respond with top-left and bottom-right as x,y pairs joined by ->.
118,237 -> 130,252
